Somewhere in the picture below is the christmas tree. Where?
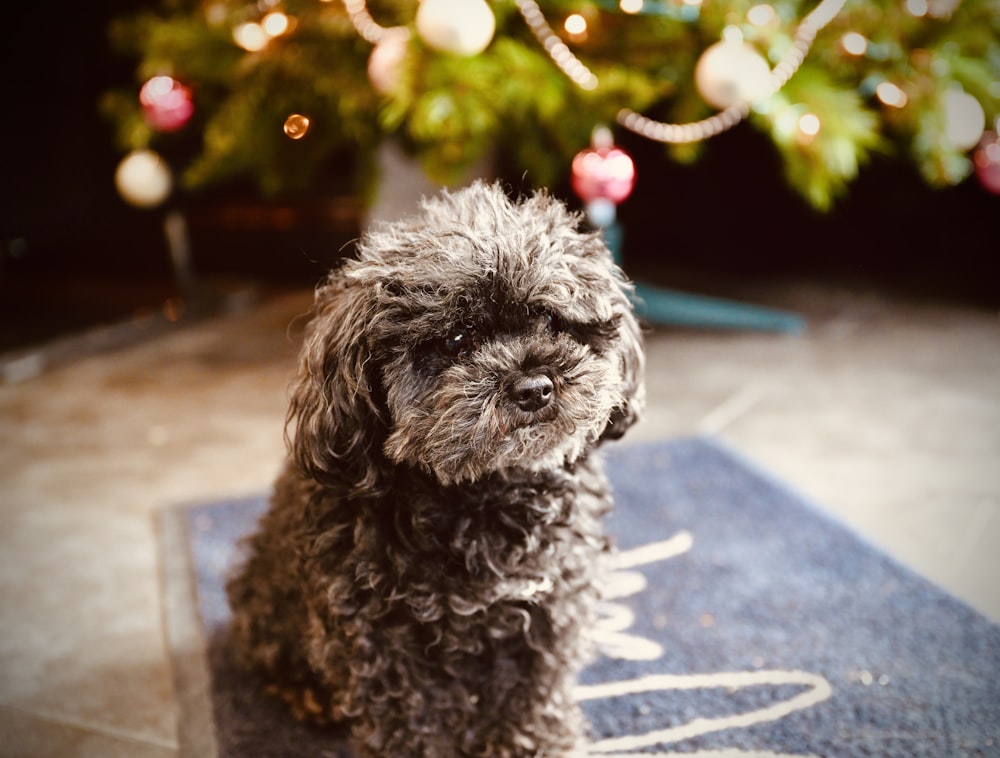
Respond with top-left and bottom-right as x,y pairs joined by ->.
103,0 -> 1000,212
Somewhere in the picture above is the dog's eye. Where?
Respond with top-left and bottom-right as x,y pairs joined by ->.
546,313 -> 620,353
533,309 -> 555,331
442,330 -> 472,356
545,311 -> 569,336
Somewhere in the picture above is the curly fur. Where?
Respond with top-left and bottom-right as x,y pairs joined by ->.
226,181 -> 645,756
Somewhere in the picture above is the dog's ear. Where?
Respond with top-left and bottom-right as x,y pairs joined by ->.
576,220 -> 644,444
600,292 -> 645,442
286,266 -> 388,494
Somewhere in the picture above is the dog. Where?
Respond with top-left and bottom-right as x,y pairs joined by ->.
226,180 -> 644,756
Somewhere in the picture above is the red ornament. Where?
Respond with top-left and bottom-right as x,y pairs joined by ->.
973,132 -> 1000,196
571,145 -> 636,204
139,76 -> 194,132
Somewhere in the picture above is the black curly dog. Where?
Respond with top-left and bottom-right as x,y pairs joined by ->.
226,181 -> 644,756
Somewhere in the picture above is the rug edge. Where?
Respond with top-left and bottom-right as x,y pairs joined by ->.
157,504 -> 221,758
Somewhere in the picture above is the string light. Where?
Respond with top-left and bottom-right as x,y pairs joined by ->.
746,4 -> 778,27
233,10 -> 294,52
798,112 -> 821,141
232,21 -> 269,51
840,32 -> 867,56
564,14 -> 588,36
261,11 -> 290,37
875,81 -> 908,108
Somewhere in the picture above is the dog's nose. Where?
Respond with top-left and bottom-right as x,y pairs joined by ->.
509,373 -> 554,412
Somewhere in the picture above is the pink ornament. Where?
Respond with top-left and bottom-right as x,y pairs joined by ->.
571,145 -> 636,204
139,76 -> 194,132
973,132 -> 1000,195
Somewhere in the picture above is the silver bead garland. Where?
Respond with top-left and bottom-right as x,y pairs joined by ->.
342,0 -> 387,44
344,0 -> 848,145
515,0 -> 599,91
516,0 -> 847,144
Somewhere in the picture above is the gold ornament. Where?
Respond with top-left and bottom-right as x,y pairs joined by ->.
283,113 -> 311,139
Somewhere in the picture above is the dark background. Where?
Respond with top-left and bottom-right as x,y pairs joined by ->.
3,1 -> 997,353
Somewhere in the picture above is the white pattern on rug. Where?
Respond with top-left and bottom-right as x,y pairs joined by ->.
581,532 -> 833,756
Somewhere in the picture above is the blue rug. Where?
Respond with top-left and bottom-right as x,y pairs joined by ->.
160,437 -> 1000,757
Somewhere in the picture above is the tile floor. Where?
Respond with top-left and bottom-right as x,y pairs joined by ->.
1,280 -> 998,756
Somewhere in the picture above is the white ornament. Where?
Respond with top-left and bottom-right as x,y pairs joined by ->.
943,89 -> 986,151
694,40 -> 772,109
416,0 -> 495,56
114,150 -> 172,208
368,27 -> 410,94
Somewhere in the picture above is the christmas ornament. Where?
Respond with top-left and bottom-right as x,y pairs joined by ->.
571,133 -> 636,204
115,150 -> 172,208
416,0 -> 495,56
973,132 -> 1000,195
694,38 -> 772,109
139,75 -> 194,132
942,89 -> 985,152
283,113 -> 311,139
368,27 -> 410,95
